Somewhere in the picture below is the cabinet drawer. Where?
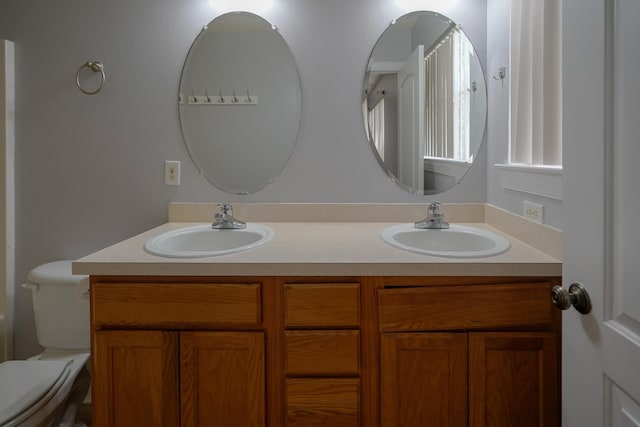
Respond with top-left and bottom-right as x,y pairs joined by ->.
285,331 -> 360,376
286,378 -> 360,426
285,283 -> 360,327
92,282 -> 261,328
379,283 -> 554,331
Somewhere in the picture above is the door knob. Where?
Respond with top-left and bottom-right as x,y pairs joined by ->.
551,282 -> 592,314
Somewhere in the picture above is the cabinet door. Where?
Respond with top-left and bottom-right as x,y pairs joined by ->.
381,333 -> 468,427
93,330 -> 179,427
180,331 -> 265,427
469,332 -> 559,427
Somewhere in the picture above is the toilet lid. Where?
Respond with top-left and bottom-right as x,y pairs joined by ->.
0,360 -> 70,425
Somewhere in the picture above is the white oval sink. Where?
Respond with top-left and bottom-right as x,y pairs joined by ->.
380,224 -> 510,258
144,223 -> 274,258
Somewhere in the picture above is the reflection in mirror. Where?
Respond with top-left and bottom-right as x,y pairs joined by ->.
179,12 -> 301,194
363,11 -> 487,195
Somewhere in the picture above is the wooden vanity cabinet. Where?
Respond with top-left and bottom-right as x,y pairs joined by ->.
283,283 -> 361,426
90,279 -> 266,427
377,279 -> 561,427
89,276 -> 560,427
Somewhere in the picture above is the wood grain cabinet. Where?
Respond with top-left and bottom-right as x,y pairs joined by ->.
284,283 -> 361,427
90,276 -> 560,427
180,331 -> 265,427
378,281 -> 561,427
91,280 -> 265,427
92,330 -> 180,427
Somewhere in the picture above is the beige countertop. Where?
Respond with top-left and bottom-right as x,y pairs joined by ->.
73,211 -> 561,277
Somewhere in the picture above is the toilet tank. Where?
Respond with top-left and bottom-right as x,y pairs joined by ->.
24,261 -> 90,350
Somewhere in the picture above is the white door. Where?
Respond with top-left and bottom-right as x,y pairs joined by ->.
397,45 -> 425,194
562,0 -> 640,425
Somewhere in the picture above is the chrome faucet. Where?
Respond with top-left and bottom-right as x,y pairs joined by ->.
415,202 -> 450,229
212,203 -> 246,229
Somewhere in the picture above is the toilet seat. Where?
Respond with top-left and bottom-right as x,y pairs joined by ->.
4,260 -> 92,427
0,352 -> 90,427
0,360 -> 70,426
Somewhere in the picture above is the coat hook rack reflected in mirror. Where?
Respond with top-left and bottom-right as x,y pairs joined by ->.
179,90 -> 258,105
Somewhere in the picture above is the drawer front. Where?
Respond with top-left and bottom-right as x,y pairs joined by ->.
285,283 -> 360,328
379,283 -> 554,332
286,378 -> 360,426
285,331 -> 360,376
92,282 -> 261,328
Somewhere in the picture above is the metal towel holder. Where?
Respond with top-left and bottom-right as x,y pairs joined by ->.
76,61 -> 105,95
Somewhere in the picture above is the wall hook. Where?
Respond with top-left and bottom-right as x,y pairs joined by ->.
467,81 -> 478,98
218,90 -> 225,103
493,66 -> 506,87
232,89 -> 238,104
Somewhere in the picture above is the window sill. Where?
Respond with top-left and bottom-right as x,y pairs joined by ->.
424,157 -> 473,176
495,164 -> 563,200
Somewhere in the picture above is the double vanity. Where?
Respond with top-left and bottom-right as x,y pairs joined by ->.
74,202 -> 562,427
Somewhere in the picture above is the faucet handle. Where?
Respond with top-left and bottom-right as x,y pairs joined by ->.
217,203 -> 233,215
415,202 -> 449,229
428,202 -> 442,218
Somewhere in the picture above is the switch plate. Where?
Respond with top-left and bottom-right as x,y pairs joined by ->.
165,161 -> 180,186
523,200 -> 544,223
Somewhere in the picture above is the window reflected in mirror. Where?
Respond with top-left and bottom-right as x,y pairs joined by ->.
363,11 -> 487,195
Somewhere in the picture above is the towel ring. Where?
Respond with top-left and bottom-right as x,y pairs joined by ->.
76,61 -> 105,95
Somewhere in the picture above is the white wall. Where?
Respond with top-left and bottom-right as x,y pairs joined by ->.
0,0 -> 486,358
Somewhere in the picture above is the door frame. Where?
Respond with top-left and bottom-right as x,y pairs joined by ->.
0,39 -> 15,362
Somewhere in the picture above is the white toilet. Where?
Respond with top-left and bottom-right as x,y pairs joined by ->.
0,261 -> 91,427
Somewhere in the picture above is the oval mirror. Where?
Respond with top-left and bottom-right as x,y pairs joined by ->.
179,12 -> 301,194
363,11 -> 487,195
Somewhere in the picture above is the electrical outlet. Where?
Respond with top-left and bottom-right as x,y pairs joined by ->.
523,201 -> 544,223
165,161 -> 180,186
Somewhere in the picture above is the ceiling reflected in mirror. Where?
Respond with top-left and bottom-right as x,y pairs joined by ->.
395,0 -> 459,12
209,0 -> 273,14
